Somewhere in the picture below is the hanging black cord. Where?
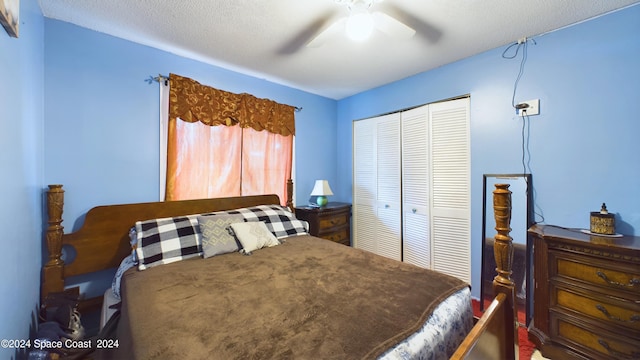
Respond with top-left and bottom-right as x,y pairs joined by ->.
503,39 -> 536,109
520,109 -> 545,224
521,111 -> 527,176
504,38 -> 544,224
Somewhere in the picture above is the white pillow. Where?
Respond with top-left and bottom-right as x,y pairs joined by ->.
230,221 -> 280,254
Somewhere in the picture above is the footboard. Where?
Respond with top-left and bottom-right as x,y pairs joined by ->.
452,183 -> 518,359
451,293 -> 514,359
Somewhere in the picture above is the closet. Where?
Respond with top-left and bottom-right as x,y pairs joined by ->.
352,97 -> 470,283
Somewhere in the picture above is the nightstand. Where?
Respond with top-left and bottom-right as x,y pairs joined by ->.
295,203 -> 351,246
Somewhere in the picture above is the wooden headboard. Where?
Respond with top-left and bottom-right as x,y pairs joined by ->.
42,180 -> 293,308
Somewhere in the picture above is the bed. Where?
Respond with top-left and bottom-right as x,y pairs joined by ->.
41,181 -> 518,359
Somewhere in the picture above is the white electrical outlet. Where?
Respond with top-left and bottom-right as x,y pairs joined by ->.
517,99 -> 540,116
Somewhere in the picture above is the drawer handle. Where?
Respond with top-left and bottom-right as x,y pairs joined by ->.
596,271 -> 640,288
596,304 -> 640,323
597,339 -> 640,360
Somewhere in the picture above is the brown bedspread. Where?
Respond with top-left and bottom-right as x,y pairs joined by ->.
108,235 -> 468,360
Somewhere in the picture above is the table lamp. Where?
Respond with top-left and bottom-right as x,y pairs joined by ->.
310,180 -> 333,207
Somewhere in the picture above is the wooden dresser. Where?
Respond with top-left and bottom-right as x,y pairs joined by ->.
295,203 -> 351,246
528,225 -> 640,360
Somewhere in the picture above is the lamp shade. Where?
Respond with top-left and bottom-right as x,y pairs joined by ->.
310,180 -> 334,196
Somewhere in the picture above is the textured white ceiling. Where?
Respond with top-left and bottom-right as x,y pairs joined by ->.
38,0 -> 639,99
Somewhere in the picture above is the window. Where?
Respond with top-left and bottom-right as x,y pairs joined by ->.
160,74 -> 295,205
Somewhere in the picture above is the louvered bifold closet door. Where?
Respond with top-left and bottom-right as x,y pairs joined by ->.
353,114 -> 401,261
375,114 -> 402,261
401,105 -> 431,269
353,119 -> 377,253
429,98 -> 471,283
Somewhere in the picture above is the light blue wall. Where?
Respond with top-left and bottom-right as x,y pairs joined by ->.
0,0 -> 44,357
43,20 -> 338,297
336,5 -> 640,298
43,19 -> 337,233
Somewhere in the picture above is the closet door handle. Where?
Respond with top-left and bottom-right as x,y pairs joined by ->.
384,204 -> 390,209
412,208 -> 417,213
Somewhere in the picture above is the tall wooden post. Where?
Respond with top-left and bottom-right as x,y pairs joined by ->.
492,183 -> 518,358
42,184 -> 65,302
286,179 -> 294,210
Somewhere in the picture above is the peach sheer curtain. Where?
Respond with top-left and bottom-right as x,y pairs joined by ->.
165,74 -> 294,204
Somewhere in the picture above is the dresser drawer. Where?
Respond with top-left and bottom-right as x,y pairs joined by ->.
554,287 -> 640,332
552,314 -> 640,360
554,253 -> 640,295
319,227 -> 349,245
318,213 -> 349,231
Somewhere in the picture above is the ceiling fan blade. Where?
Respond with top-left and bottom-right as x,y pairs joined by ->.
306,17 -> 347,48
372,11 -> 416,39
278,10 -> 337,54
379,3 -> 442,44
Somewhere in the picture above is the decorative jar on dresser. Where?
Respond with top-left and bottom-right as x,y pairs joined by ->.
295,203 -> 351,246
528,224 -> 640,360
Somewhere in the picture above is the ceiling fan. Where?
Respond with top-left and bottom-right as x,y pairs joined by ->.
306,0 -> 416,47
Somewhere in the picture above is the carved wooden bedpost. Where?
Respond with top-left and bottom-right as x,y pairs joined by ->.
493,184 -> 514,289
286,179 -> 294,210
492,183 -> 518,357
42,184 -> 65,302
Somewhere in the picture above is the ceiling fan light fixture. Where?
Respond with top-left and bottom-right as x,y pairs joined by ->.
345,11 -> 374,42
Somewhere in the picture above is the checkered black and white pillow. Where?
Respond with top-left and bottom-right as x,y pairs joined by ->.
222,205 -> 309,239
133,205 -> 308,271
135,214 -> 202,270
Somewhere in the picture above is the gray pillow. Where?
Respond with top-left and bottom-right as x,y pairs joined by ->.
198,214 -> 245,258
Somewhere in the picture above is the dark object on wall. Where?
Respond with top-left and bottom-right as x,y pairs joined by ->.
0,0 -> 19,37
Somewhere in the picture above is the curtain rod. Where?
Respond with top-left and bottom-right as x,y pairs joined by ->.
146,74 -> 302,112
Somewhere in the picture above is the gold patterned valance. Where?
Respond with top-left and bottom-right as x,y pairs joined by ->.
169,73 -> 295,136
